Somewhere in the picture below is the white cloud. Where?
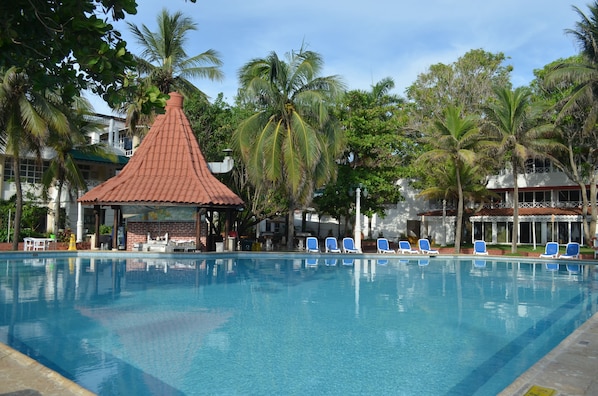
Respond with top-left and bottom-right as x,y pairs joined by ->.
88,0 -> 588,113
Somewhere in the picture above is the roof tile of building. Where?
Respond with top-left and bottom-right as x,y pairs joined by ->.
78,92 -> 244,208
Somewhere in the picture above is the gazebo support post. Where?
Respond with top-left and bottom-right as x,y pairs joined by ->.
111,205 -> 121,250
94,205 -> 101,249
195,208 -> 201,251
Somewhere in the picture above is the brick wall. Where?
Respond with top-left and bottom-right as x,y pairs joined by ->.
126,221 -> 206,250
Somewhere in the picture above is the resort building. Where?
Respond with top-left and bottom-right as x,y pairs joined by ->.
372,159 -> 590,247
0,114 -> 131,240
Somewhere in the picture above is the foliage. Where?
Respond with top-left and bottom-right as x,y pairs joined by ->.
482,86 -> 558,253
314,78 -> 417,236
406,49 -> 512,127
0,0 -> 138,107
0,197 -> 47,242
0,67 -> 70,249
100,225 -> 112,235
184,92 -> 242,161
540,1 -> 598,240
417,106 -> 483,253
233,46 -> 346,248
127,9 -> 223,97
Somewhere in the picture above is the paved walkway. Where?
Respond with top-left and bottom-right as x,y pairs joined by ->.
500,312 -> 598,396
0,342 -> 93,396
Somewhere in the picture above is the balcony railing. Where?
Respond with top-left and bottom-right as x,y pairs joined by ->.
428,201 -> 584,211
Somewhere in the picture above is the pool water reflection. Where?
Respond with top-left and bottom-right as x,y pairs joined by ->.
0,255 -> 596,395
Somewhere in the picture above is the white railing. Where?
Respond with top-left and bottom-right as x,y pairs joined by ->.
481,201 -> 583,209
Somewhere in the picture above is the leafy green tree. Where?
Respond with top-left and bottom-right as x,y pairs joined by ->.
316,78 -> 414,238
406,49 -> 512,120
0,0 -> 138,107
128,9 -> 223,98
184,93 -> 239,161
0,67 -> 69,249
417,106 -> 482,253
482,86 -> 556,253
233,47 -> 346,249
419,161 -> 498,245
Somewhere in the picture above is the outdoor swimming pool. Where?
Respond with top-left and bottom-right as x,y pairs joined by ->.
0,253 -> 596,395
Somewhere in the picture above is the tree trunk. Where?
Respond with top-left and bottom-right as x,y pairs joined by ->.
454,168 -> 463,254
11,157 -> 22,251
53,179 -> 64,234
286,205 -> 295,250
511,161 -> 519,254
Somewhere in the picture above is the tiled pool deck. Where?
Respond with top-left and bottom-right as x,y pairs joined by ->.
1,312 -> 597,395
0,342 -> 93,395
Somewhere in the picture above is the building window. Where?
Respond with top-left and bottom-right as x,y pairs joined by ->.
4,158 -> 49,184
558,190 -> 580,202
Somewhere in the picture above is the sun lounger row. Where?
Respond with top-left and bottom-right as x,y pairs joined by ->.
309,237 -> 583,258
306,236 -> 362,253
306,237 -> 440,255
540,242 -> 580,259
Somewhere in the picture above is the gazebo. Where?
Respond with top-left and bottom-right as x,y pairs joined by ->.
78,92 -> 244,251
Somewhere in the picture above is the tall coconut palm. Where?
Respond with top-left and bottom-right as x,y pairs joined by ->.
418,106 -> 481,253
0,67 -> 69,250
544,1 -> 598,241
42,97 -> 116,235
483,86 -> 555,253
128,9 -> 223,97
233,48 -> 346,249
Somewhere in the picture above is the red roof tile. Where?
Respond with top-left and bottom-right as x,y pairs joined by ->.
78,93 -> 244,208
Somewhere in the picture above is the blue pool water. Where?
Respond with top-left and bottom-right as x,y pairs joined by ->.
0,254 -> 596,395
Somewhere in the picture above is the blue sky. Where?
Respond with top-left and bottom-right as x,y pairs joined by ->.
89,0 -> 590,114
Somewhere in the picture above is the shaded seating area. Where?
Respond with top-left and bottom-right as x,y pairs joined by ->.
78,93 -> 244,251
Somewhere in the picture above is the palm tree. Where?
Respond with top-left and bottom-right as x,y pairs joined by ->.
128,9 -> 223,97
418,161 -> 495,246
544,1 -> 598,241
418,106 -> 481,253
0,67 -> 69,250
483,86 -> 555,253
233,47 -> 346,249
42,97 -> 116,235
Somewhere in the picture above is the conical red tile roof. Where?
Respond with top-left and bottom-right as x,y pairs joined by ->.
78,92 -> 244,208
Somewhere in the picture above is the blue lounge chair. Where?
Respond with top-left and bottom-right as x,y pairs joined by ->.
377,238 -> 395,254
473,240 -> 489,255
342,237 -> 361,253
306,237 -> 319,253
418,239 -> 439,254
377,259 -> 389,265
559,242 -> 580,259
398,240 -> 419,254
325,237 -> 341,253
540,242 -> 559,258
